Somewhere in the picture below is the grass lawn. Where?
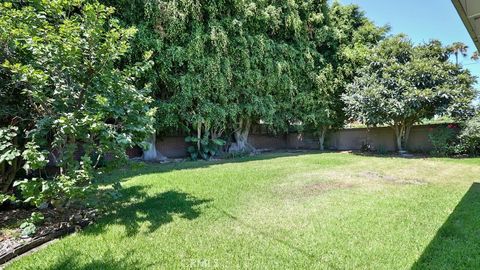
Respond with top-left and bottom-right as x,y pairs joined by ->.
6,152 -> 480,269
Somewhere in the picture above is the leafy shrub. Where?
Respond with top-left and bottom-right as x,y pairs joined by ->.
428,125 -> 459,156
459,116 -> 480,156
185,134 -> 226,161
360,142 -> 373,152
14,174 -> 97,209
0,126 -> 21,194
0,1 -> 155,207
19,212 -> 45,237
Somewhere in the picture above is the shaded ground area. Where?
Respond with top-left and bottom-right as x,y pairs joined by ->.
84,186 -> 212,237
1,206 -> 95,260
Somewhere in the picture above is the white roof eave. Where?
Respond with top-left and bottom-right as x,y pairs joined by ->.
452,0 -> 480,51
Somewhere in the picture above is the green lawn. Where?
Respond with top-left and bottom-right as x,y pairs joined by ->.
6,152 -> 480,269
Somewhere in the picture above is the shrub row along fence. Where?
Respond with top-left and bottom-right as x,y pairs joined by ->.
127,124 -> 445,159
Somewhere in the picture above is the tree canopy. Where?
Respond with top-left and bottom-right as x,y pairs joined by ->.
343,36 -> 477,151
292,2 -> 388,149
103,0 -> 388,152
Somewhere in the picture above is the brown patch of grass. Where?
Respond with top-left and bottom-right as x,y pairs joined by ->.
357,171 -> 427,185
303,182 -> 355,195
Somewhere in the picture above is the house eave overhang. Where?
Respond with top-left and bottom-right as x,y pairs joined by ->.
452,0 -> 480,51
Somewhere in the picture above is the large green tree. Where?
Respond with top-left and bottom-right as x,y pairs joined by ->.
0,0 -> 155,204
104,0 -> 338,153
293,2 -> 388,150
343,36 -> 477,152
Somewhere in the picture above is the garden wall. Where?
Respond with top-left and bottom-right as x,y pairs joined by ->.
128,124 -> 441,158
286,125 -> 435,152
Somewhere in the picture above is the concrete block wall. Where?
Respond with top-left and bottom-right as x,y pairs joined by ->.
129,124 -> 443,158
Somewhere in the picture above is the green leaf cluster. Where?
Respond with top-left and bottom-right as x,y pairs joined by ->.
0,0 -> 155,206
185,134 -> 225,161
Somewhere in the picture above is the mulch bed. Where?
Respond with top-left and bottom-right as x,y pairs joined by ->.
0,206 -> 98,265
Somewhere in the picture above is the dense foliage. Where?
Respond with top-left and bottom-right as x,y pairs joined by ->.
428,124 -> 459,156
102,0 -> 389,153
0,1 -> 155,205
294,3 -> 388,149
428,118 -> 480,157
459,114 -> 480,155
343,36 -> 477,151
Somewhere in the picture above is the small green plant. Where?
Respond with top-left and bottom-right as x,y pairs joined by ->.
19,212 -> 45,237
30,212 -> 45,224
19,222 -> 36,238
106,182 -> 123,200
0,194 -> 15,204
185,134 -> 225,161
360,142 -> 372,152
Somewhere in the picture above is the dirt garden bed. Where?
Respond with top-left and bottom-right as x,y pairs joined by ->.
0,206 -> 97,265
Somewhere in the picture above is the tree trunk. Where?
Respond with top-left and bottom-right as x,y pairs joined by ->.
405,125 -> 412,148
393,125 -> 402,152
0,157 -> 19,193
393,123 -> 412,153
319,126 -> 327,151
229,118 -> 255,153
197,122 -> 202,153
143,133 -> 165,161
211,127 -> 224,140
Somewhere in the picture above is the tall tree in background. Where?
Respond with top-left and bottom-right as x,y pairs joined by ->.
449,42 -> 469,66
343,36 -> 477,152
293,2 -> 388,150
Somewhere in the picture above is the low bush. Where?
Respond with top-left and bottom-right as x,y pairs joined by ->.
19,212 -> 45,237
185,134 -> 226,161
428,124 -> 459,156
459,116 -> 480,156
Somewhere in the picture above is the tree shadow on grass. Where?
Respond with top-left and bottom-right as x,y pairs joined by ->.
86,185 -> 212,237
50,249 -> 152,270
411,183 -> 480,269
